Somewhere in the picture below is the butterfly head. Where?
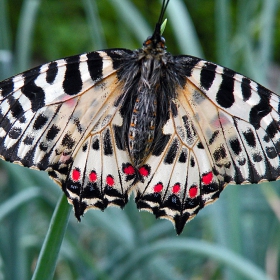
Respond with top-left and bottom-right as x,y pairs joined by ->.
143,27 -> 166,54
142,0 -> 169,55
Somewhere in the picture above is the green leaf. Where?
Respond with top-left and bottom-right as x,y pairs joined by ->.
31,194 -> 71,280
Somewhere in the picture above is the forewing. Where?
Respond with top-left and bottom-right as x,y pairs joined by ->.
182,56 -> 280,183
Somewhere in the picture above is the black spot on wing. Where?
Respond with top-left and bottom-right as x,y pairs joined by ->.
33,114 -> 48,130
8,127 -> 22,139
82,143 -> 88,152
22,67 -> 45,111
197,142 -> 204,149
252,153 -> 262,162
238,158 -> 246,166
46,124 -> 60,141
200,62 -> 217,91
249,86 -> 271,129
266,121 -> 279,139
87,52 -> 103,82
113,125 -> 125,150
62,133 -> 75,149
266,146 -> 277,159
92,138 -> 100,150
216,68 -> 235,108
202,182 -> 220,194
170,102 -> 178,117
190,157 -> 195,167
38,151 -> 53,170
21,147 -> 36,167
103,129 -> 113,155
73,117 -> 83,133
47,170 -> 58,180
182,115 -> 195,141
19,115 -> 26,124
23,135 -> 34,145
213,145 -> 227,161
1,141 -> 21,162
241,77 -> 252,101
243,129 -> 256,147
46,61 -> 58,84
209,130 -> 219,145
63,56 -> 82,95
229,138 -> 242,155
0,78 -> 14,98
7,95 -> 24,120
164,139 -> 179,164
39,142 -> 48,152
0,117 -> 13,133
263,134 -> 270,143
178,151 -> 187,163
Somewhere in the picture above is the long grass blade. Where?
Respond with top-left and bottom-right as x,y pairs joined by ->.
14,0 -> 42,72
114,238 -> 273,280
31,194 -> 71,280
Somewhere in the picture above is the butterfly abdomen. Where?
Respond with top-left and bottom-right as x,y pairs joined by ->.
128,88 -> 157,166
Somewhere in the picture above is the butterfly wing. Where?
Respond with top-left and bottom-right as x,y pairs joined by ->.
135,55 -> 280,234
0,49 -> 136,216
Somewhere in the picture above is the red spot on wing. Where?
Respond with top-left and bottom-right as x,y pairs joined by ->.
139,165 -> 150,177
123,165 -> 135,175
72,168 -> 80,181
172,183 -> 180,194
106,175 -> 115,187
202,172 -> 213,184
89,171 -> 97,182
154,183 -> 163,193
189,186 -> 198,198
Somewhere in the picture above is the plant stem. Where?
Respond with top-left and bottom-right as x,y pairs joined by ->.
32,194 -> 71,280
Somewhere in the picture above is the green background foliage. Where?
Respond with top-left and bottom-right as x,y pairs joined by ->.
0,0 -> 280,279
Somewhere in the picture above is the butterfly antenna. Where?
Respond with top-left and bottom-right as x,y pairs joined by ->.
158,0 -> 170,26
151,0 -> 170,41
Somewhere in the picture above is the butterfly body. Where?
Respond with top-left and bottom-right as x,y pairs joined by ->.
0,1 -> 280,234
118,29 -> 186,168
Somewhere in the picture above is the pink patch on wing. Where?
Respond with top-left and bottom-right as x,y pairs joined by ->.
89,171 -> 97,182
202,172 -> 213,185
106,175 -> 115,187
211,116 -> 230,128
172,183 -> 180,194
60,96 -> 77,108
59,153 -> 71,163
72,168 -> 80,181
189,186 -> 198,198
154,183 -> 163,193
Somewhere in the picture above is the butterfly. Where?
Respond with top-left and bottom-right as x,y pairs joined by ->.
0,0 -> 279,234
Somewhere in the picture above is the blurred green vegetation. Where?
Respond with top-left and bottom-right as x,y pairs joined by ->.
0,0 -> 280,279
